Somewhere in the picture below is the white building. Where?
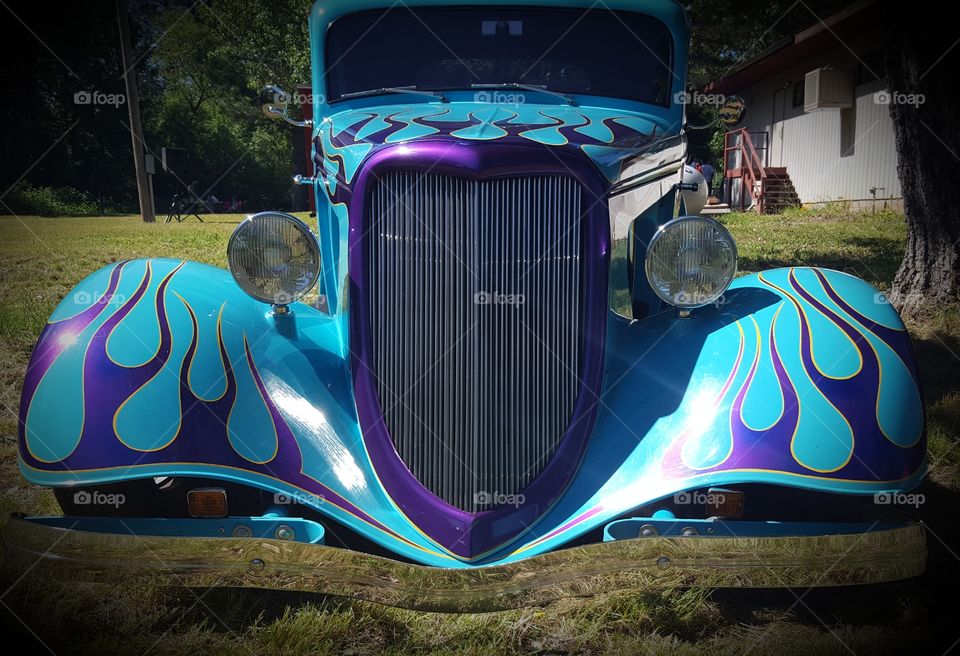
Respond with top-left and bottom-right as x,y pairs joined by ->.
704,0 -> 902,212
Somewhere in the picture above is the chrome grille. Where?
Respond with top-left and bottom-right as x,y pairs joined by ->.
365,171 -> 585,512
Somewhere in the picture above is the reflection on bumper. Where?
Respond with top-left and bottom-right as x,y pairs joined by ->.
3,515 -> 926,612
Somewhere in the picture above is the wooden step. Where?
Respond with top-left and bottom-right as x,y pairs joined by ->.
701,204 -> 731,215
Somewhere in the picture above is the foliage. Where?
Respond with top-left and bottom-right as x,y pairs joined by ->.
684,0 -> 857,87
0,0 -> 313,214
140,1 -> 313,209
0,1 -> 136,210
0,0 -> 885,212
3,182 -> 99,216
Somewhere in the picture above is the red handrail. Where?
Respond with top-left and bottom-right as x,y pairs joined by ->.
723,128 -> 767,212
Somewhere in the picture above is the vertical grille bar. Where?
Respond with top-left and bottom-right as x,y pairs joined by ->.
367,171 -> 583,512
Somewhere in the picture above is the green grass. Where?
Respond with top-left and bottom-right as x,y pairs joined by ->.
724,206 -> 908,287
0,209 -> 958,655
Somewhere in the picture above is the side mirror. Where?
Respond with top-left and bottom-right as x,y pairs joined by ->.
259,85 -> 312,128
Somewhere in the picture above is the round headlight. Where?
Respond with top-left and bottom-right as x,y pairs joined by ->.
644,215 -> 737,309
227,212 -> 321,306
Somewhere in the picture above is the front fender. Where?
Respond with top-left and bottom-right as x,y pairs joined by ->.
613,266 -> 925,484
502,266 -> 926,560
18,260 -> 926,566
17,258 -> 466,564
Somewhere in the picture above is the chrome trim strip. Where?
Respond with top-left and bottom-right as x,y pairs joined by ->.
607,159 -> 684,198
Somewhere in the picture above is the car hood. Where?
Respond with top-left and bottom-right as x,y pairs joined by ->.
315,101 -> 683,187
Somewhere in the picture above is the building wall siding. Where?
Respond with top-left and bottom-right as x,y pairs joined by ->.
731,38 -> 902,208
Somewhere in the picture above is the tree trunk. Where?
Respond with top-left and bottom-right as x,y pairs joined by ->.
885,5 -> 960,315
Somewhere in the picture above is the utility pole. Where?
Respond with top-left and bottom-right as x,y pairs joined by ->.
116,0 -> 155,222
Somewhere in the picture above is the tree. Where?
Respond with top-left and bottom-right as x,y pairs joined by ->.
0,0 -> 312,214
144,0 -> 312,209
0,0 -> 142,211
885,5 -> 960,314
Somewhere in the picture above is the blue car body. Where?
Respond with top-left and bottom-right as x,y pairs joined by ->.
16,0 -> 925,569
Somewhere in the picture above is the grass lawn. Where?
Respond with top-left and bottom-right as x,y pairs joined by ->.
0,209 -> 958,655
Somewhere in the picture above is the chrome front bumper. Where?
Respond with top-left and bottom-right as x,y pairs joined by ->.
3,515 -> 926,612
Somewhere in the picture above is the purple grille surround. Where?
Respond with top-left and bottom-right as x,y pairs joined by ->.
348,139 -> 610,560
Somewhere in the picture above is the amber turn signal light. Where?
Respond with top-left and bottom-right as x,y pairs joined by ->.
187,488 -> 228,517
706,488 -> 744,518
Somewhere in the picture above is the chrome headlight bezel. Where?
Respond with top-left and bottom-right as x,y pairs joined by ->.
227,211 -> 321,306
644,215 -> 738,309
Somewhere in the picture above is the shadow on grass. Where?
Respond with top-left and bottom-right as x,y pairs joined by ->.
738,235 -> 905,286
175,588 -> 350,631
709,478 -> 960,652
913,329 -> 960,406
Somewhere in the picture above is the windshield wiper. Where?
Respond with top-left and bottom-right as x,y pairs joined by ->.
470,83 -> 576,106
339,85 -> 447,102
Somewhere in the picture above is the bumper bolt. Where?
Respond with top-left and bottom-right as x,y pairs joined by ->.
657,556 -> 671,568
639,524 -> 658,537
681,527 -> 699,536
275,525 -> 295,541
232,525 -> 253,538
249,558 -> 265,571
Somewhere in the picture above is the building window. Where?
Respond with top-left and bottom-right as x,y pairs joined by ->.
840,107 -> 856,157
792,80 -> 805,108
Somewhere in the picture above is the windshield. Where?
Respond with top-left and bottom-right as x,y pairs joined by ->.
325,6 -> 674,106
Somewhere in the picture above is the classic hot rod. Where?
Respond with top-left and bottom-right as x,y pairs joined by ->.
7,0 -> 926,610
